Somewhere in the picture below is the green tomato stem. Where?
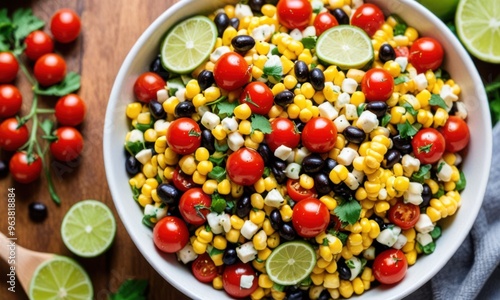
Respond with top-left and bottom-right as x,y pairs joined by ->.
35,142 -> 61,205
36,108 -> 56,114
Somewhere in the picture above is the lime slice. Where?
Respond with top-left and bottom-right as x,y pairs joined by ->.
456,0 -> 500,63
61,200 -> 116,257
29,256 -> 93,300
265,241 -> 316,285
316,25 -> 374,70
160,16 -> 217,74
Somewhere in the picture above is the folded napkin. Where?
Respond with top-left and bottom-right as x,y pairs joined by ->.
408,123 -> 500,300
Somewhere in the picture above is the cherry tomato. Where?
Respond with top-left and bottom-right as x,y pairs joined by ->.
301,117 -> 337,153
0,52 -> 19,83
276,0 -> 312,30
34,53 -> 67,86
0,84 -> 22,118
166,117 -> 201,155
286,179 -> 317,202
55,94 -> 87,126
222,262 -> 258,298
411,128 -> 445,164
172,167 -> 197,192
133,71 -> 166,103
313,12 -> 339,36
24,30 -> 54,61
394,46 -> 409,58
440,116 -> 470,152
350,3 -> 385,36
9,151 -> 43,184
292,197 -> 330,238
50,8 -> 81,43
409,37 -> 444,74
153,216 -> 189,253
239,81 -> 274,115
264,117 -> 300,152
178,188 -> 211,226
372,249 -> 408,284
213,52 -> 251,91
0,118 -> 29,152
387,200 -> 420,230
361,68 -> 394,102
50,127 -> 84,162
226,147 -> 264,186
192,253 -> 218,283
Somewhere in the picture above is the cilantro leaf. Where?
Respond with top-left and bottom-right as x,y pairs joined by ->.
397,120 -> 421,138
216,100 -> 238,117
34,72 -> 81,96
40,118 -> 55,136
437,161 -> 445,173
411,164 -> 431,183
402,102 -> 418,117
141,214 -> 155,229
208,152 -> 225,166
381,114 -> 391,127
0,10 -> 14,51
208,166 -> 226,182
251,114 -> 272,134
108,279 -> 148,300
429,94 -> 449,110
301,36 -> 316,49
334,199 -> 361,225
394,23 -> 407,36
211,193 -> 227,213
263,55 -> 283,81
12,8 -> 44,54
394,75 -> 409,85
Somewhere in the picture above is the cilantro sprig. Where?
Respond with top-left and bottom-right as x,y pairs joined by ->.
108,279 -> 148,300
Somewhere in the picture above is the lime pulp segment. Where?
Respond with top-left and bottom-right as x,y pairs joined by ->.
161,16 -> 217,74
29,256 -> 93,300
265,241 -> 316,285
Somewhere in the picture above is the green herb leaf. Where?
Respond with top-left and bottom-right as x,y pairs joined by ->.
437,161 -> 445,173
272,283 -> 285,292
456,170 -> 466,192
125,141 -> 145,156
0,10 -> 13,51
357,103 -> 366,117
209,247 -> 224,257
208,166 -> 226,182
210,193 -> 227,213
346,259 -> 355,269
381,114 -> 392,127
209,152 -> 225,166
108,279 -> 149,300
433,185 -> 445,198
301,36 -> 317,49
34,72 -> 81,96
411,164 -> 432,183
402,102 -> 418,117
131,186 -> 140,202
394,23 -> 407,36
271,47 -> 280,56
418,143 -> 432,154
40,119 -> 55,136
429,94 -> 449,110
329,230 -> 348,245
141,214 -> 155,229
214,140 -> 229,152
12,8 -> 44,42
251,114 -> 272,134
394,75 -> 409,85
397,120 -> 420,138
263,56 -> 283,81
263,167 -> 271,178
334,199 -> 361,225
216,99 -> 238,117
434,68 -> 450,81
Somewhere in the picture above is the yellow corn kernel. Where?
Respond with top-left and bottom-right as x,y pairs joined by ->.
254,178 -> 266,194
192,93 -> 206,108
283,75 -> 298,89
202,179 -> 218,195
390,106 -> 406,124
213,235 -> 227,250
251,66 -> 263,79
204,86 -> 221,103
404,27 -> 419,42
319,195 -> 337,211
287,103 -> 300,119
252,230 -> 268,251
348,233 -> 363,247
192,239 -> 208,254
249,194 -> 264,210
280,55 -> 295,73
256,41 -> 270,55
300,82 -> 315,99
374,201 -> 390,214
426,206 -> 442,222
405,249 -> 417,265
154,136 -> 167,154
250,210 -> 266,225
257,274 -> 274,289
319,245 -> 333,262
262,219 -> 275,237
137,194 -> 152,207
267,232 -> 280,248
383,60 -> 401,77
325,260 -> 338,274
212,124 -> 227,141
350,91 -> 366,106
425,179 -> 440,194
126,102 -> 142,119
298,49 -> 313,65
142,162 -> 157,178
238,119 -> 252,135
433,107 -> 449,128
212,275 -> 223,290
324,273 -> 340,289
163,97 -> 179,115
299,174 -> 314,190
185,80 -> 201,99
191,171 -> 206,185
225,229 -> 241,244
394,176 -> 410,191
234,103 -> 252,120
402,241 -> 415,253
179,155 -> 196,175
330,165 -> 349,184
196,161 -> 213,177
310,272 -> 325,286
339,280 -> 354,298
352,277 -> 365,295
289,40 -> 304,56
222,26 -> 237,46
280,204 -> 293,222
217,179 -> 231,195
141,184 -> 153,198
197,228 -> 214,244
323,65 -> 338,82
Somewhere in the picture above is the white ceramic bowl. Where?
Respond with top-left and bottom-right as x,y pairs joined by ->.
103,0 -> 492,299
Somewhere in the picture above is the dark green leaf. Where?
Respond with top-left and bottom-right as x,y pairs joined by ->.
271,47 -> 280,56
263,60 -> 282,81
216,99 -> 238,117
125,141 -> 145,156
251,114 -> 272,134
301,36 -> 316,49
434,68 -> 450,81
207,95 -> 227,106
381,114 -> 391,127
334,199 -> 361,225
357,103 -> 366,117
456,170 -> 466,192
208,166 -> 226,182
210,193 -> 227,213
208,152 -> 225,166
263,167 -> 271,178
272,283 -> 285,292
397,120 -> 420,138
214,140 -> 229,152
131,186 -> 140,202
141,214 -> 155,229
329,230 -> 348,245
411,164 -> 431,183
433,185 -> 444,198
394,75 -> 409,85
429,94 -> 448,110
0,9 -> 13,51
437,161 -> 445,173
299,276 -> 312,287
108,279 -> 148,300
12,8 -> 44,41
40,119 -> 55,136
402,102 -> 417,117
394,23 -> 407,36
34,72 -> 81,96
135,119 -> 154,132
346,259 -> 355,269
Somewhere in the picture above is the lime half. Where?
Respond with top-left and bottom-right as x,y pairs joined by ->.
61,200 -> 116,258
265,241 -> 316,285
316,25 -> 374,70
29,256 -> 93,300
160,16 -> 217,74
456,0 -> 500,63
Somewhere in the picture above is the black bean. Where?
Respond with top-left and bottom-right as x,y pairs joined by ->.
269,209 -> 283,230
149,55 -> 170,80
167,205 -> 182,218
223,247 -> 238,265
420,184 -> 432,208
214,13 -> 230,37
294,60 -> 309,83
331,8 -> 349,25
231,35 -> 256,53
274,90 -> 294,107
236,194 -> 252,218
0,159 -> 7,178
302,154 -> 325,174
225,200 -> 235,214
201,129 -> 216,153
344,126 -> 366,144
287,288 -> 306,300
174,101 -> 196,118
333,182 -> 353,200
366,101 -> 388,118
310,68 -> 325,91
371,216 -> 387,230
337,260 -> 352,280
125,155 -> 141,176
248,0 -> 265,12
157,183 -> 180,205
295,121 -> 306,133
29,202 -> 47,222
373,240 -> 391,254
318,289 -> 330,300
272,160 -> 287,184
323,158 -> 338,173
314,173 -> 332,195
279,222 -> 296,241
197,70 -> 215,91
229,17 -> 239,29
383,149 -> 402,169
378,43 -> 396,63
257,143 -> 273,165
149,100 -> 166,119
393,134 -> 413,154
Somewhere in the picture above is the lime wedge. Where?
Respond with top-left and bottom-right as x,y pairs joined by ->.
160,16 -> 217,74
29,256 -> 93,300
265,241 -> 316,285
456,0 -> 500,63
61,200 -> 116,258
315,25 -> 374,70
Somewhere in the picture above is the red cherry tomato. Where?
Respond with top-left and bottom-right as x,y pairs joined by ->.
50,127 -> 84,162
394,46 -> 409,58
351,3 -> 385,36
301,117 -> 337,153
214,52 -> 251,91
411,128 -> 446,164
9,151 -> 43,184
313,12 -> 339,36
55,94 -> 87,126
387,200 -> 420,230
222,262 -> 258,298
0,52 -> 19,83
172,167 -> 197,192
0,118 -> 29,152
133,71 -> 166,103
0,84 -> 22,118
239,81 -> 274,115
166,117 -> 201,155
50,8 -> 81,43
34,53 -> 67,86
264,117 -> 300,152
192,253 -> 218,283
153,216 -> 189,253
361,68 -> 395,102
226,147 -> 265,186
24,30 -> 54,61
286,179 -> 317,202
373,249 -> 408,284
409,37 -> 444,74
440,116 -> 470,152
178,188 -> 211,226
292,197 -> 330,238
276,0 -> 312,30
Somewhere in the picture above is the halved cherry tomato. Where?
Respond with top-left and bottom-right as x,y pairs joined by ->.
239,81 -> 274,115
133,71 -> 166,103
153,216 -> 189,253
55,94 -> 87,126
50,8 -> 81,43
192,253 -> 218,283
166,117 -> 201,155
50,127 -> 84,161
276,0 -> 312,30
0,118 -> 29,152
226,147 -> 265,186
409,37 -> 444,74
172,167 -> 197,192
214,52 -> 251,91
264,117 -> 300,152
301,117 -> 337,153
286,179 -> 317,202
440,116 -> 470,152
292,197 -> 330,238
0,84 -> 22,118
387,200 -> 420,230
373,249 -> 408,284
178,188 -> 211,226
361,68 -> 394,102
34,53 -> 67,86
350,3 -> 385,36
0,52 -> 19,83
411,128 -> 445,164
313,11 -> 339,36
24,30 -> 54,61
394,46 -> 409,58
9,151 -> 43,184
222,262 -> 258,298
